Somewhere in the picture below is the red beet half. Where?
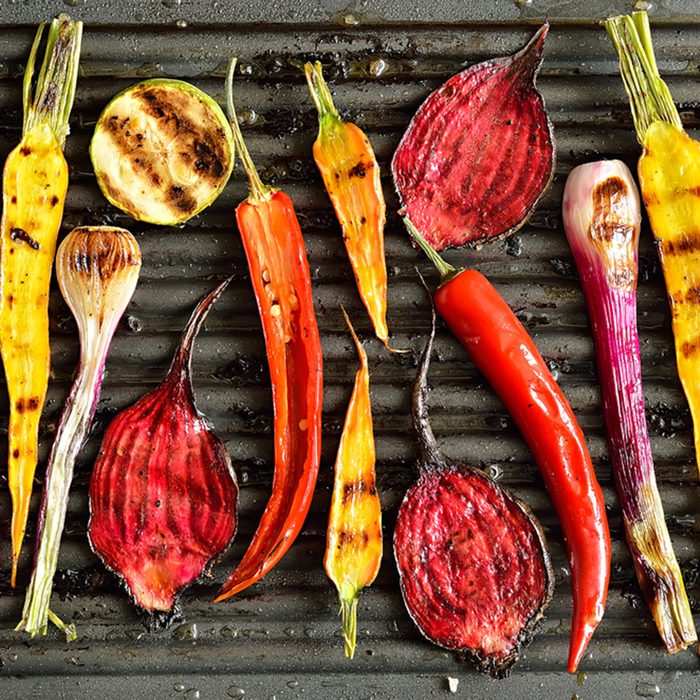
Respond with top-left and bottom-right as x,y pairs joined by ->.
88,279 -> 238,628
393,298 -> 554,677
392,25 -> 555,251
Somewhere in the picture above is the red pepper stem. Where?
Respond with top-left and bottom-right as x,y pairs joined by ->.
304,61 -> 341,126
403,217 -> 459,286
170,277 -> 232,381
225,57 -> 273,203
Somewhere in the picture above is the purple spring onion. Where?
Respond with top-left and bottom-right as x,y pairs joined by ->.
17,226 -> 142,639
562,160 -> 696,652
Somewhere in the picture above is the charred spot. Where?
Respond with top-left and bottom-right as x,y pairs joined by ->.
342,479 -> 369,503
349,161 -> 369,178
10,196 -> 16,204
50,195 -> 59,207
16,396 -> 40,413
151,171 -> 162,187
337,531 -> 356,547
20,146 -> 32,156
12,449 -> 19,459
194,159 -> 208,172
686,287 -> 700,304
9,227 -> 40,250
591,177 -> 631,242
682,337 -> 700,357
661,233 -> 700,257
168,185 -> 197,213
360,216 -> 367,225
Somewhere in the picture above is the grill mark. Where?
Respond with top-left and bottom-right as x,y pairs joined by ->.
101,85 -> 230,219
660,233 -> 700,256
9,227 -> 40,250
681,336 -> 700,358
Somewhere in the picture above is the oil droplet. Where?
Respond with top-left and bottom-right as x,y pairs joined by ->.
635,681 -> 660,697
220,626 -> 238,639
63,0 -> 86,6
184,690 -> 200,700
174,683 -> 186,692
513,0 -> 533,7
342,13 -> 360,25
634,0 -> 654,11
172,622 -> 198,641
369,59 -> 388,77
162,0 -> 182,6
227,688 -> 245,698
286,681 -> 299,689
576,671 -> 587,686
176,19 -> 188,29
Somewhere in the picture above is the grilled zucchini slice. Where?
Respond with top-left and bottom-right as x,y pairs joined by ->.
91,79 -> 234,225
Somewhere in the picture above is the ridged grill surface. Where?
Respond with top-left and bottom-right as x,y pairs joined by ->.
1,2 -> 700,698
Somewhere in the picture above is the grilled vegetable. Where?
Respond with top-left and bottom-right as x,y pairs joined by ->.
606,11 -> 700,475
90,79 -> 234,225
324,310 -> 382,659
88,280 -> 238,626
0,14 -> 82,586
18,226 -> 141,640
563,160 -> 696,653
406,223 -> 611,673
394,293 -> 553,677
215,59 -> 323,602
392,24 -> 554,251
305,62 -> 392,348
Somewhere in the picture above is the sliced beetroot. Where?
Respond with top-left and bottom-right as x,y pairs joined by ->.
393,297 -> 553,677
392,25 -> 555,251
88,279 -> 238,628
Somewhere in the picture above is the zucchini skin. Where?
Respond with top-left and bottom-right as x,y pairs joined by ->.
91,79 -> 234,225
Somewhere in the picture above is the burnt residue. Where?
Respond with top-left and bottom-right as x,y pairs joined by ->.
647,402 -> 689,438
64,227 -> 142,280
9,227 -> 40,250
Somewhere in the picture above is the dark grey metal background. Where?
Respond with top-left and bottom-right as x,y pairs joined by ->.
0,0 -> 699,698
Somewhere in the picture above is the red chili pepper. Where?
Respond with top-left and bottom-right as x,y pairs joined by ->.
215,60 -> 323,602
407,221 -> 611,673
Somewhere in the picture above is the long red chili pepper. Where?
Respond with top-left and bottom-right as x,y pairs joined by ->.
216,60 -> 323,602
407,221 -> 611,673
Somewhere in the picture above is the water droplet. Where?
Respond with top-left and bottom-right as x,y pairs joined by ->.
174,683 -> 186,692
369,59 -> 387,77
635,681 -> 660,697
184,690 -> 200,700
342,13 -> 359,25
172,622 -> 198,641
176,19 -> 188,29
485,464 -> 502,481
227,687 -> 245,698
447,677 -> 459,693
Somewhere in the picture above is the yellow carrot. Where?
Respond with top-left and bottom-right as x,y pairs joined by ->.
305,63 -> 392,349
0,15 -> 82,585
324,309 -> 382,658
607,12 -> 700,478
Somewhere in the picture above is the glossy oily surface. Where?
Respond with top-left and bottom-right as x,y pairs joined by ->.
88,281 -> 238,622
435,269 -> 610,672
392,25 -> 554,251
394,307 -> 553,677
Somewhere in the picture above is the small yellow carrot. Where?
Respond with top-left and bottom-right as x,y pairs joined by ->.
0,15 -> 82,585
305,62 -> 392,349
324,309 -> 382,659
607,12 -> 700,479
